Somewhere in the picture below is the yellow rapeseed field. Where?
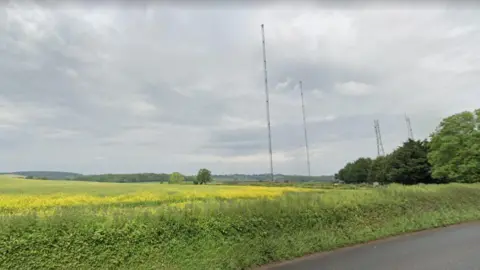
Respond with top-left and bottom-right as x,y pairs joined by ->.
0,176 -> 316,215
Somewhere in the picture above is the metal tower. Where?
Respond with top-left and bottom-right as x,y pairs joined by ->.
261,24 -> 274,182
405,114 -> 414,140
374,119 -> 385,156
298,81 -> 311,176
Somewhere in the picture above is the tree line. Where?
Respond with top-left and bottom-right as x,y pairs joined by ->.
71,169 -> 213,184
74,173 -> 172,183
335,109 -> 480,185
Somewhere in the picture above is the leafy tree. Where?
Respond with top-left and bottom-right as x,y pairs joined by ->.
335,162 -> 352,182
388,139 -> 434,185
169,172 -> 185,184
368,155 -> 391,184
336,158 -> 372,183
351,157 -> 373,183
428,109 -> 480,183
196,168 -> 212,185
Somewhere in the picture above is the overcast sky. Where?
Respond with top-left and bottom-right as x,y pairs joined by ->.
1,1 -> 479,175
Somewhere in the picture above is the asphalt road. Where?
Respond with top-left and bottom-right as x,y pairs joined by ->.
260,222 -> 480,270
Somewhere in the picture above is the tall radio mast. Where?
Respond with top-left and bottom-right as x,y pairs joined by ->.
298,81 -> 311,176
374,119 -> 385,156
261,24 -> 274,182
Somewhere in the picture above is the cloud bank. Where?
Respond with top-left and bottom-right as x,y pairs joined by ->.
1,2 -> 479,175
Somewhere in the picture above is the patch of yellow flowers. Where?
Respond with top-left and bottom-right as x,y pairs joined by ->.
0,186 -> 313,215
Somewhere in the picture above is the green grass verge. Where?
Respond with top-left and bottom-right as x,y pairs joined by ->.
1,184 -> 480,269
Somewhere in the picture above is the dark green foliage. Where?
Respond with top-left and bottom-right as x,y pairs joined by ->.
351,158 -> 373,183
428,109 -> 480,183
336,108 -> 480,185
387,139 -> 435,185
196,169 -> 212,185
368,155 -> 390,184
336,140 -> 441,185
336,158 -> 372,183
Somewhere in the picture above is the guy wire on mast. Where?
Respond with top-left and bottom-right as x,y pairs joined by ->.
261,24 -> 274,182
299,81 -> 311,177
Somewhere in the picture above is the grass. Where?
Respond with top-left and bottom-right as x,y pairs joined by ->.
1,176 -> 480,269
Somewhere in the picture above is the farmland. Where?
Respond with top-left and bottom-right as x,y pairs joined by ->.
2,175 -> 480,269
0,176 -> 313,215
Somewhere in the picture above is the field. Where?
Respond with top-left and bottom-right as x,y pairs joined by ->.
0,176 -> 313,216
2,176 -> 480,269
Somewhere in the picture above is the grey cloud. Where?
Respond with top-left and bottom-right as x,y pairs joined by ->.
203,111 -> 443,161
0,3 -> 479,175
268,58 -> 380,96
140,83 -> 228,126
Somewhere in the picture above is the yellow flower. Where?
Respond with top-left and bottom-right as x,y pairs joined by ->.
0,177 -> 315,216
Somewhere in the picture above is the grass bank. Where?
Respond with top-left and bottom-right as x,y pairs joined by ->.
1,183 -> 480,269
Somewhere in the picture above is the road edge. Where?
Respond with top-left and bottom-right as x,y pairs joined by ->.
255,220 -> 480,269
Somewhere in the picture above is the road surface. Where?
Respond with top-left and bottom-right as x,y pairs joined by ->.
260,222 -> 480,270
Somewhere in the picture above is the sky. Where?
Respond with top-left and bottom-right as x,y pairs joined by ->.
1,1 -> 479,175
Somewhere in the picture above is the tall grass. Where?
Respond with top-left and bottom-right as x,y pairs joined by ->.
1,179 -> 480,269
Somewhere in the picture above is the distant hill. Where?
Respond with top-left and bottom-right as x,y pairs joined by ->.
0,171 -> 82,180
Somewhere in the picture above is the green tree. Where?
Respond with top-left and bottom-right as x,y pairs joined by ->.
196,168 -> 212,185
388,139 -> 434,185
351,157 -> 373,183
335,162 -> 352,182
336,158 -> 372,183
428,109 -> 480,183
368,155 -> 391,184
169,172 -> 185,184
